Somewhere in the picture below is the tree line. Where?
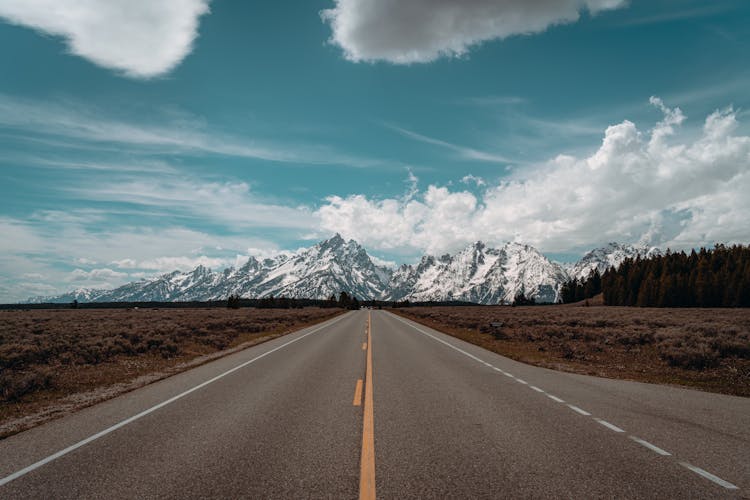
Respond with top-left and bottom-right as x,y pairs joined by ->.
562,244 -> 750,307
560,270 -> 602,304
225,292 -> 362,309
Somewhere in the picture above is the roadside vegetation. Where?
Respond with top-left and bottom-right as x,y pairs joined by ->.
0,307 -> 342,437
392,305 -> 750,397
562,244 -> 750,306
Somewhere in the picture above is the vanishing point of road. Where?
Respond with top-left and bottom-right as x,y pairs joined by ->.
1,310 -> 748,498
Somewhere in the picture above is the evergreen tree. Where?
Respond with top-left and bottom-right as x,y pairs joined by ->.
227,294 -> 241,309
338,291 -> 351,309
575,244 -> 750,307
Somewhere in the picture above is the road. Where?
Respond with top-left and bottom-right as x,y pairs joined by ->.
0,310 -> 747,498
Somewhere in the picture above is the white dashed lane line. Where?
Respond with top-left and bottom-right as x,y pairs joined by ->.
594,418 -> 626,433
680,462 -> 739,490
567,404 -> 591,416
629,436 -> 671,456
388,313 -> 741,493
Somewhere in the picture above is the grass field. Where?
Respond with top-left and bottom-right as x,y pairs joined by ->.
0,307 -> 342,437
392,305 -> 750,397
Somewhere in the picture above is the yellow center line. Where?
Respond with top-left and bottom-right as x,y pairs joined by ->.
353,379 -> 363,406
359,311 -> 376,500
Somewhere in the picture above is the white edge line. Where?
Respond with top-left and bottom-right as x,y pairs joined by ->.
389,313 -> 742,493
389,313 -> 490,366
516,378 -> 528,385
0,313 -> 348,488
629,436 -> 670,456
680,462 -> 738,490
594,418 -> 625,433
530,385 -> 545,393
567,404 -> 591,416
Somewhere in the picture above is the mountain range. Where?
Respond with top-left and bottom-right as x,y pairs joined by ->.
26,235 -> 660,305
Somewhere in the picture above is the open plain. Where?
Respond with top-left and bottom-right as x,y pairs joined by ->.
0,307 -> 342,437
393,305 -> 750,397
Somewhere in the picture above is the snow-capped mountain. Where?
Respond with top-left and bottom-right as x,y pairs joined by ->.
27,235 -> 391,304
567,242 -> 662,281
26,236 -> 661,305
29,287 -> 109,304
388,242 -> 568,304
225,234 -> 391,300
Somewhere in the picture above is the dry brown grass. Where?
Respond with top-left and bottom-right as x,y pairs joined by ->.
392,306 -> 750,397
0,307 -> 342,436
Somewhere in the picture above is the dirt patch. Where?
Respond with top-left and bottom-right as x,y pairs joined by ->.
391,306 -> 750,397
0,307 -> 343,438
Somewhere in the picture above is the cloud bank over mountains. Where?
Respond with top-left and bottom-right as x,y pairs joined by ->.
317,99 -> 750,255
2,97 -> 749,302
0,0 -> 210,78
321,0 -> 626,64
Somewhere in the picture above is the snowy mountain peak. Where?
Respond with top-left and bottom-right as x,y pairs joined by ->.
318,233 -> 346,249
25,236 -> 660,305
191,265 -> 211,276
467,241 -> 486,252
568,242 -> 662,281
386,239 -> 567,304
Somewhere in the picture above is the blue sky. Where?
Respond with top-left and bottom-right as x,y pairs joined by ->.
1,0 -> 749,301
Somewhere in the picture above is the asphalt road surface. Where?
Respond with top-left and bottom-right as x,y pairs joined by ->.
0,310 -> 748,498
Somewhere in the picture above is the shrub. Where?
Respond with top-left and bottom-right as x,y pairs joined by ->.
661,346 -> 720,370
0,367 -> 54,402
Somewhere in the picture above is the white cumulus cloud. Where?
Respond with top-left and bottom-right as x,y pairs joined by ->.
321,0 -> 626,64
0,0 -> 210,78
112,255 -> 239,273
68,268 -> 128,282
316,98 -> 750,255
461,174 -> 487,187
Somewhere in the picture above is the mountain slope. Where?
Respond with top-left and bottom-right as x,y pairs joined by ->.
28,235 -> 390,303
26,237 -> 661,305
235,234 -> 391,299
388,242 -> 568,304
567,242 -> 662,281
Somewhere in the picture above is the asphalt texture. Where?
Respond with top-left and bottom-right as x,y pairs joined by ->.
0,309 -> 747,499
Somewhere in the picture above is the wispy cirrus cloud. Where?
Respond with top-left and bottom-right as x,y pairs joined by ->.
0,0 -> 211,78
618,4 -> 738,26
68,176 -> 316,230
463,95 -> 527,107
0,155 -> 179,174
387,124 -> 514,163
659,75 -> 750,111
0,93 -> 384,168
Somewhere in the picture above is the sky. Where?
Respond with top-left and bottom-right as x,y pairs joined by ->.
0,0 -> 749,302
